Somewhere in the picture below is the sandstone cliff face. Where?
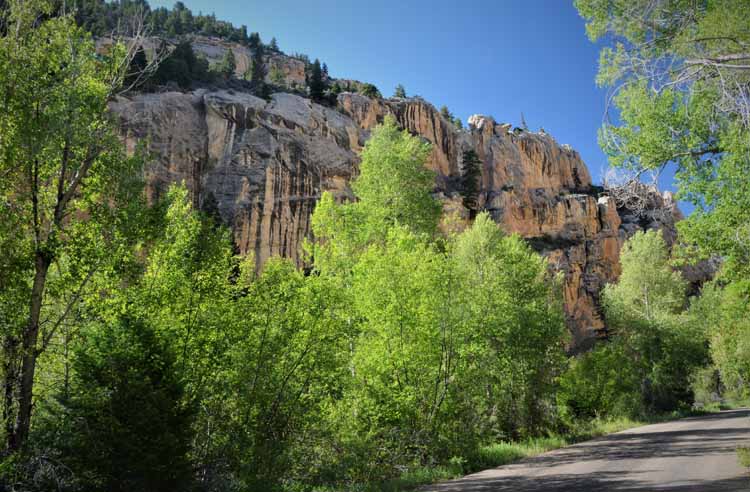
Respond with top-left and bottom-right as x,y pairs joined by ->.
112,90 -> 357,268
110,89 -> 679,349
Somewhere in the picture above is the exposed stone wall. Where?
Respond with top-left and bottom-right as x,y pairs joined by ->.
110,89 -> 680,349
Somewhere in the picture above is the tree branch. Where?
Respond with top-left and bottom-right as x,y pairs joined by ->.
38,265 -> 98,355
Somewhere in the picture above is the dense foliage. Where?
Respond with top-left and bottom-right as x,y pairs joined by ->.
0,0 -> 144,454
559,231 -> 707,419
576,0 -> 750,407
306,117 -> 567,484
0,12 -> 569,482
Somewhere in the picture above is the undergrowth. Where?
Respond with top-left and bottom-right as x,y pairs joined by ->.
305,411 -> 713,492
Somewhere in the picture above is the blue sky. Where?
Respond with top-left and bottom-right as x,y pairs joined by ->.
152,0 -> 686,213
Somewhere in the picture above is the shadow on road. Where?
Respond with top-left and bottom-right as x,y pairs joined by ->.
427,473 -> 748,492
424,409 -> 750,492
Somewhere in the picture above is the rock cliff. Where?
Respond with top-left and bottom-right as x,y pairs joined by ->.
110,88 -> 679,349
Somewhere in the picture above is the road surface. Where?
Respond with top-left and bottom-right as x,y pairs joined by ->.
423,409 -> 750,491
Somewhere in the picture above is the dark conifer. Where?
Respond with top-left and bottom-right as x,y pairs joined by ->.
308,58 -> 326,102
461,149 -> 482,212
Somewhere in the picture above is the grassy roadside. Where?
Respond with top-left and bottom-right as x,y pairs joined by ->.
320,410 -> 715,492
720,398 -> 750,471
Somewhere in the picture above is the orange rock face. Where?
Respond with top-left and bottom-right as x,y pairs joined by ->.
111,90 -> 679,349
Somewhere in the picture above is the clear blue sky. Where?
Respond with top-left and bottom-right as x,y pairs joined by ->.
152,0 -> 686,213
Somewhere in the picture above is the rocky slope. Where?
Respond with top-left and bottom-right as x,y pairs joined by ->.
111,87 -> 681,349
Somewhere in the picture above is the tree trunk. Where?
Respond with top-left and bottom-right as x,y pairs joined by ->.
2,335 -> 19,451
9,250 -> 51,451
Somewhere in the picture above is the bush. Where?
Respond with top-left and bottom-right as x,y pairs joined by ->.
557,341 -> 640,421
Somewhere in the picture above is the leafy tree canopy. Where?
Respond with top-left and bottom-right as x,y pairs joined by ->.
576,0 -> 750,279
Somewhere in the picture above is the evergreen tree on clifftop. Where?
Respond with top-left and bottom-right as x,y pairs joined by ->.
251,42 -> 269,98
218,48 -> 236,80
308,58 -> 326,102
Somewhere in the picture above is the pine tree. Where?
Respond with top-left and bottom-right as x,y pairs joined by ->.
218,47 -> 236,80
440,105 -> 453,121
248,32 -> 261,50
65,317 -> 195,491
322,62 -> 329,78
461,150 -> 481,211
269,36 -> 279,51
394,84 -> 406,98
308,58 -> 326,102
453,117 -> 463,129
251,42 -> 268,96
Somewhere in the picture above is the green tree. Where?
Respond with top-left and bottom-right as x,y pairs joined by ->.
218,259 -> 347,488
393,84 -> 406,98
600,230 -> 705,412
0,0 -> 143,451
359,82 -> 380,98
603,231 -> 686,323
689,279 -> 750,402
310,116 -> 440,277
309,120 -> 433,317
351,116 -> 440,237
575,0 -> 750,280
268,36 -> 279,51
461,150 -> 481,211
104,185 -> 236,487
342,226 -> 463,475
64,317 -> 194,492
153,40 -> 211,89
248,31 -> 261,50
218,47 -> 236,80
440,105 -> 454,121
451,213 -> 567,436
250,41 -> 268,97
132,185 -> 234,377
308,58 -> 326,102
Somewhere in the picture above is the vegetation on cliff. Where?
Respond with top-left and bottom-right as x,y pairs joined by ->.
74,0 -> 261,48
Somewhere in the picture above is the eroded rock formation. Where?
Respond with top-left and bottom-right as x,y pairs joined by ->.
110,88 -> 680,349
